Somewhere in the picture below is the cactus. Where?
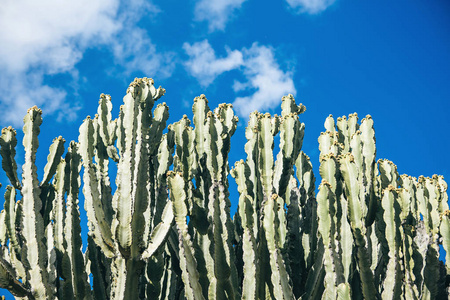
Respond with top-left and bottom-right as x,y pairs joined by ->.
78,78 -> 175,299
1,78 -> 449,299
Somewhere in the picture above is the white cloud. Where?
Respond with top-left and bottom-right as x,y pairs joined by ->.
232,44 -> 296,117
112,28 -> 175,79
194,0 -> 247,32
286,0 -> 336,14
0,0 -> 120,74
0,73 -> 80,126
183,40 -> 244,87
183,41 -> 296,117
0,0 -> 170,127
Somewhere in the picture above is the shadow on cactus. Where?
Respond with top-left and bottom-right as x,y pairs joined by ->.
0,78 -> 449,299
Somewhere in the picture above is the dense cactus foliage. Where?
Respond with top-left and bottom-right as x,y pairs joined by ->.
0,78 -> 449,299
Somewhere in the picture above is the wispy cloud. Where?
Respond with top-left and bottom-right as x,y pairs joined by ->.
232,44 -> 296,117
194,0 -> 247,32
111,27 -> 175,79
183,40 -> 296,117
183,40 -> 244,87
0,0 -> 119,126
0,0 -> 171,127
286,0 -> 336,14
111,0 -> 175,78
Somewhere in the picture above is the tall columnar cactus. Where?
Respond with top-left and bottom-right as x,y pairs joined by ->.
168,95 -> 240,299
231,95 -> 322,299
1,78 -> 449,299
0,108 -> 90,299
78,78 -> 175,299
315,113 -> 450,299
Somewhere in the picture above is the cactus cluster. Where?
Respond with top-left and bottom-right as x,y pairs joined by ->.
0,78 -> 449,299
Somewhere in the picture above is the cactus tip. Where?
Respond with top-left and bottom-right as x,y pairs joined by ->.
27,105 -> 42,114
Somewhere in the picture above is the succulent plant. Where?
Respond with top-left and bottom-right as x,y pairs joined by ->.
0,78 -> 448,299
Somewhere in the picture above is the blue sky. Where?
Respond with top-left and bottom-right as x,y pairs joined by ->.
0,0 -> 449,296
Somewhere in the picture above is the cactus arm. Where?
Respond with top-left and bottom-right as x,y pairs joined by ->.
347,111 -> 358,130
4,187 -> 21,263
21,106 -> 53,299
4,188 -> 26,281
62,142 -> 92,299
301,238 -> 325,300
425,176 -> 441,236
148,103 -> 170,155
150,132 -> 175,231
46,223 -> 58,298
87,236 -> 110,300
168,172 -> 205,300
158,243 -> 180,300
216,103 -> 238,138
11,201 -> 26,280
113,86 -> 144,251
0,253 -> 30,298
207,182 -> 238,299
110,257 -> 127,300
294,152 -> 318,281
52,159 -> 66,257
378,159 -> 399,190
97,93 -> 117,148
79,117 -> 115,257
336,116 -> 349,152
116,105 -> 126,158
349,131 -> 363,173
324,114 -> 336,133
259,114 -> 276,198
380,187 -> 402,300
318,132 -> 332,156
318,154 -> 339,194
360,116 -> 377,226
339,196 -> 353,283
295,152 -> 315,204
204,111 -> 220,180
339,154 -> 377,299
40,136 -> 65,186
193,94 -> 210,159
286,184 -> 304,298
280,94 -> 306,117
316,181 -> 344,299
92,116 -> 115,228
232,160 -> 261,299
144,253 -> 165,298
238,194 -> 258,300
0,210 -> 6,246
339,154 -> 364,233
262,194 -> 294,300
437,176 -> 449,212
440,211 -> 450,272
214,104 -> 238,179
172,116 -> 198,180
401,224 -> 420,300
141,200 -> 174,259
244,112 -> 261,203
126,80 -> 155,257
0,127 -> 21,190
419,176 -> 442,299
273,113 -> 304,199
